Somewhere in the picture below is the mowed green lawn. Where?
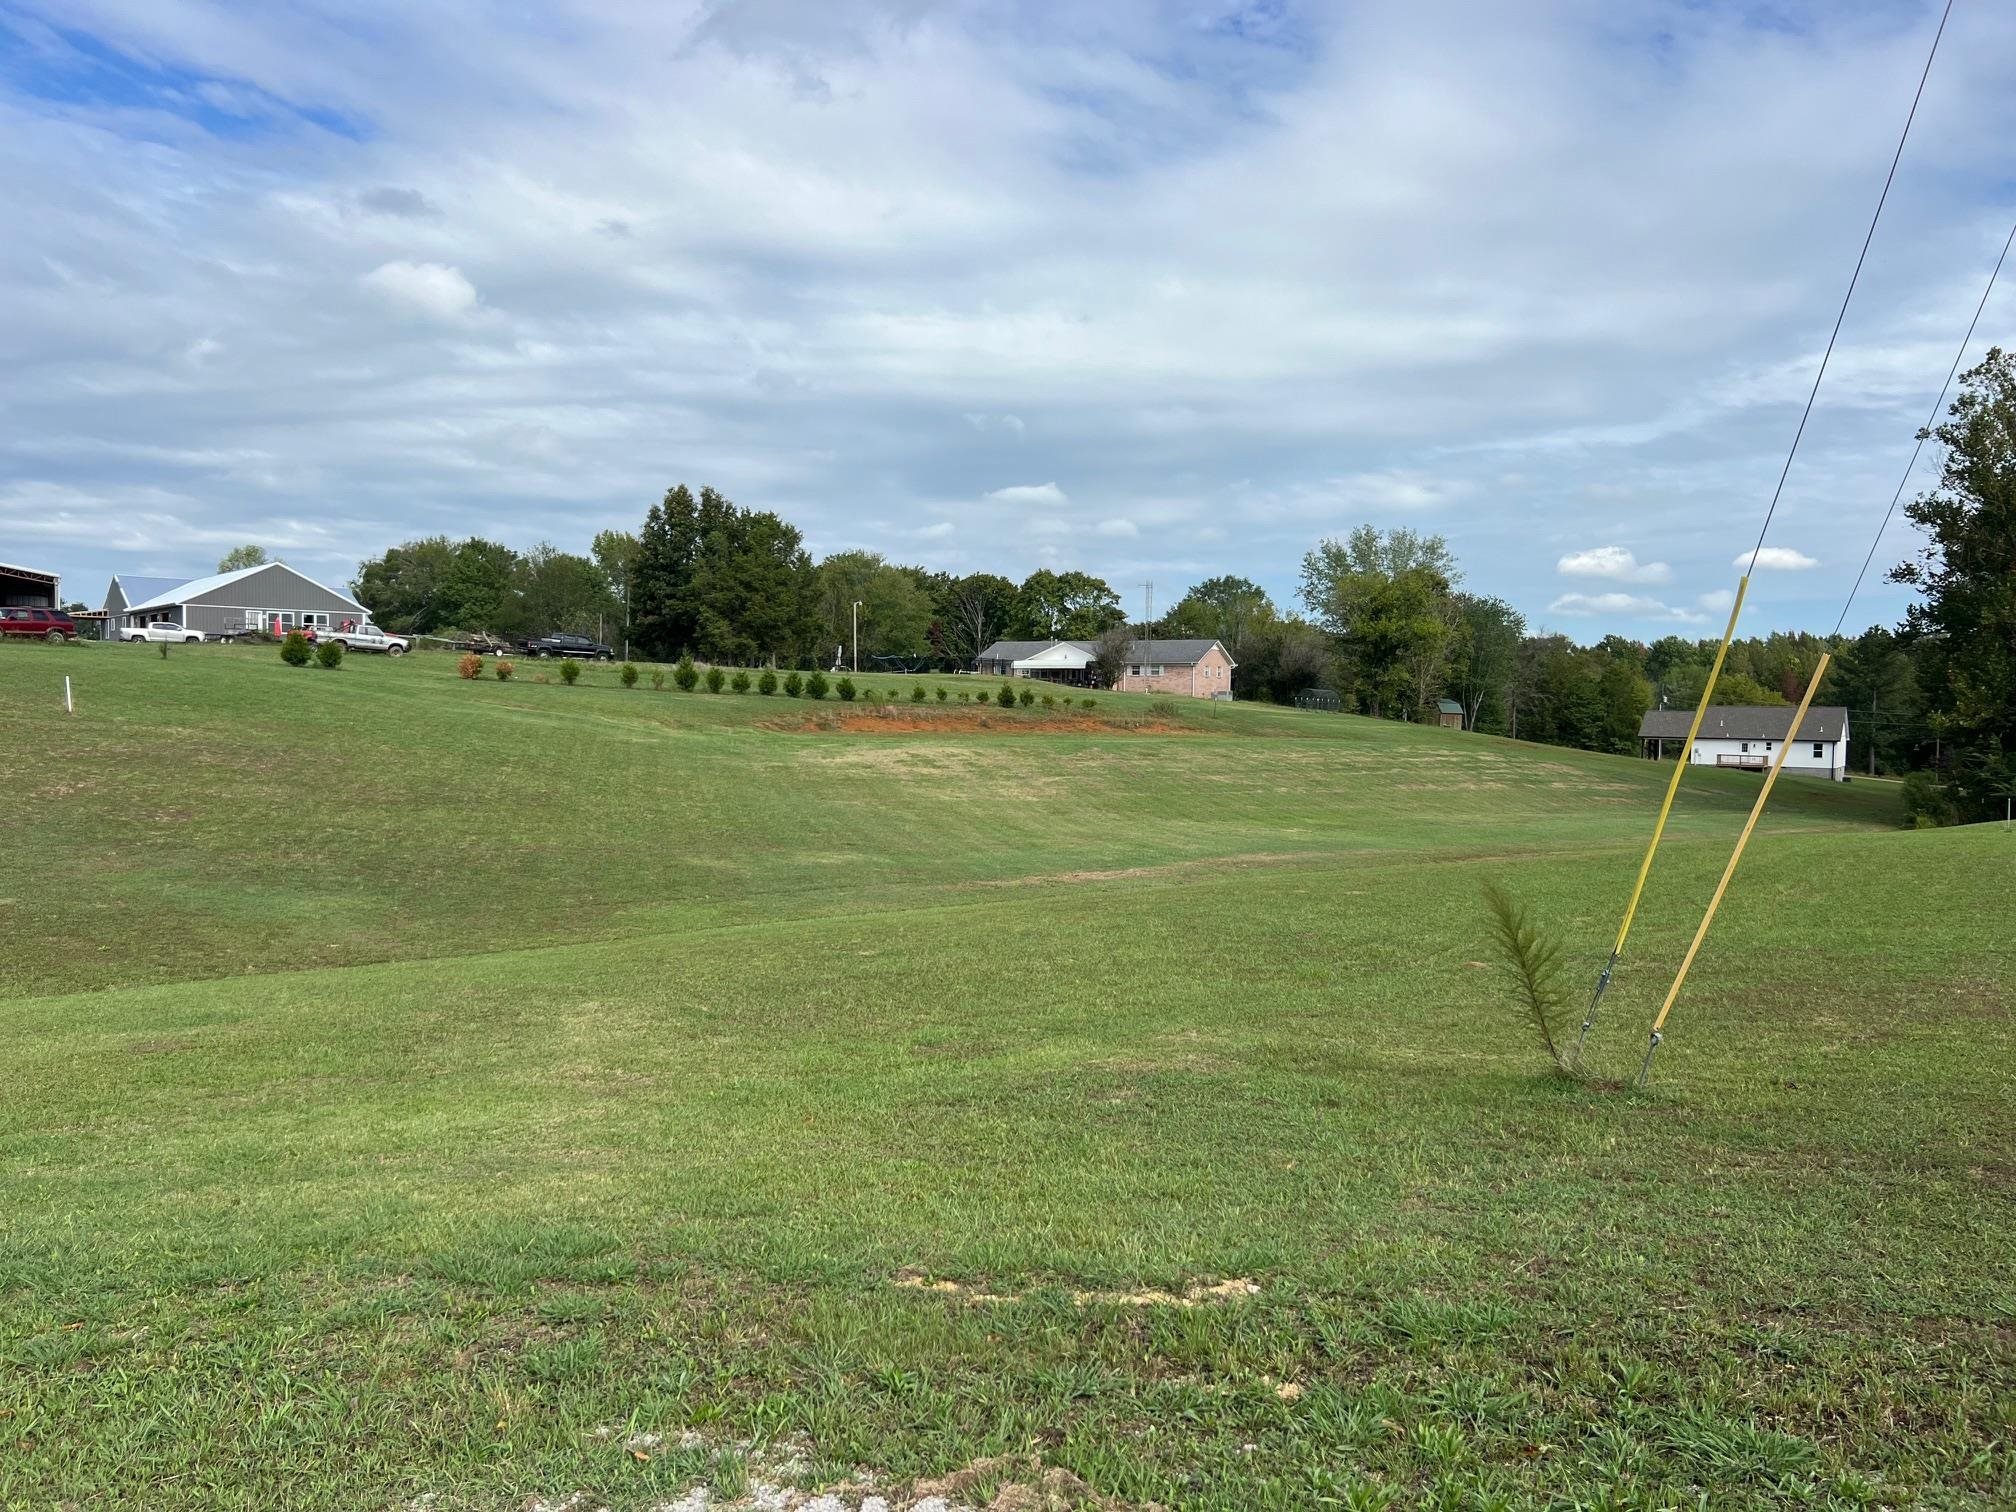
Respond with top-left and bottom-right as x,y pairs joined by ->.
2,642 -> 2010,1509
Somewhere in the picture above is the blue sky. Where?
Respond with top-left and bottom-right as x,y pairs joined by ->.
3,0 -> 2011,637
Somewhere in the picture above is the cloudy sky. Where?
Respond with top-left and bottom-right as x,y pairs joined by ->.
4,0 -> 2012,636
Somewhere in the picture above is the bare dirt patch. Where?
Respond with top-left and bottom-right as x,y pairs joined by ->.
893,1272 -> 1259,1309
776,709 -> 1202,737
968,852 -> 1319,890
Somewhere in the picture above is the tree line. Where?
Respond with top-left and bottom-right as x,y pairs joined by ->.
348,347 -> 2016,821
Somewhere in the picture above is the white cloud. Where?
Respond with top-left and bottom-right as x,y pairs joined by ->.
1548,591 -> 1705,624
1556,545 -> 1671,584
1698,588 -> 1735,612
1094,518 -> 1138,538
983,482 -> 1068,508
1334,470 -> 1472,511
1740,546 -> 1820,571
0,0 -> 2005,622
361,261 -> 482,322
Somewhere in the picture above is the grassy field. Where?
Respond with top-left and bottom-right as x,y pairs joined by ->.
3,641 -> 2011,1509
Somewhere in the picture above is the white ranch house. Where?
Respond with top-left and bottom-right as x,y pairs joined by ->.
1638,704 -> 1851,781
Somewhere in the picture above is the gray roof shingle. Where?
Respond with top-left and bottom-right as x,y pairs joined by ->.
1639,705 -> 1849,742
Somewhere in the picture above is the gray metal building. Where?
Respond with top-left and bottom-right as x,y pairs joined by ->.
106,562 -> 368,638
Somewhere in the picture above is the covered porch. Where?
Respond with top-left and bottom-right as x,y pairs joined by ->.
1010,641 -> 1102,688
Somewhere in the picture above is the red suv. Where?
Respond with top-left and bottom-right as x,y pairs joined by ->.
0,606 -> 78,642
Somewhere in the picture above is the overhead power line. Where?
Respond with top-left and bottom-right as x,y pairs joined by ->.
1831,214 -> 2016,637
1741,0 -> 1956,576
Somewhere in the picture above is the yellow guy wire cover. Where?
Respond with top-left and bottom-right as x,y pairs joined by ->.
1645,651 -> 1834,1054
1610,575 -> 1750,959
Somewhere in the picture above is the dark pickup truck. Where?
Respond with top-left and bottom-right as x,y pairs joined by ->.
521,632 -> 615,660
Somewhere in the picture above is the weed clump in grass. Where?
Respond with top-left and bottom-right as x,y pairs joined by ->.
936,686 -> 947,702
783,671 -> 803,698
731,670 -> 751,694
651,668 -> 665,690
1481,883 -> 1582,1079
560,658 -> 581,685
673,654 -> 699,691
1040,692 -> 1054,708
1018,687 -> 1035,707
1081,698 -> 1096,710
806,671 -> 829,700
495,658 -> 515,681
315,639 -> 345,670
281,631 -> 314,667
620,661 -> 639,689
757,669 -> 777,695
836,676 -> 856,702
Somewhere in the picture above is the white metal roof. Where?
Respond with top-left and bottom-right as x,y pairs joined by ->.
122,561 -> 365,614
1012,643 -> 1096,670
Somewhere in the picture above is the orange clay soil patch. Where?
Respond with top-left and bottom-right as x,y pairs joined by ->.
775,709 -> 1203,735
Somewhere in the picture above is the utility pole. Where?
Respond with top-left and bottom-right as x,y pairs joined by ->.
1869,690 -> 1876,778
851,600 -> 862,674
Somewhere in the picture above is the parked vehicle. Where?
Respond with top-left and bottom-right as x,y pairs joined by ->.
324,622 -> 410,656
120,620 -> 202,644
1,606 -> 77,642
521,632 -> 615,660
451,631 -> 514,657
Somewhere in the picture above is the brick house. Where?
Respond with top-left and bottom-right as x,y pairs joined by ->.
973,637 -> 1236,699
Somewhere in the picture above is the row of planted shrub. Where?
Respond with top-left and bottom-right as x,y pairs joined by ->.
457,648 -> 1098,709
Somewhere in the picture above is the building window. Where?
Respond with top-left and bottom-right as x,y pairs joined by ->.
1740,742 -> 1750,753
301,612 -> 330,629
1812,742 -> 1825,758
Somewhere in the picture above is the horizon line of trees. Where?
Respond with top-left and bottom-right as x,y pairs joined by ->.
345,346 -> 2016,823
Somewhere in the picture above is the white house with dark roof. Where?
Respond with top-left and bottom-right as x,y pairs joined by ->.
973,637 -> 1236,698
1639,704 -> 1850,781
102,562 -> 368,640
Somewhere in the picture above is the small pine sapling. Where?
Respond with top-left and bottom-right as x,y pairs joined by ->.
704,666 -> 725,693
835,675 -> 856,702
784,671 -> 804,697
1481,883 -> 1581,1079
758,669 -> 778,695
560,658 -> 581,684
620,661 -> 639,688
731,670 -> 752,693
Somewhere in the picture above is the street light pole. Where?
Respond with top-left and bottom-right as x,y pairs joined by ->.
851,600 -> 862,674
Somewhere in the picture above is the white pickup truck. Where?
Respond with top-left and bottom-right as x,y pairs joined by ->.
122,622 -> 205,644
323,623 -> 410,656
